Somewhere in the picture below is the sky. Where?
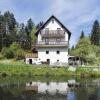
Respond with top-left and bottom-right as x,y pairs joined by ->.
0,0 -> 100,47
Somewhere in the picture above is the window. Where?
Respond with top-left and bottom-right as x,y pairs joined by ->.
57,60 -> 59,62
45,28 -> 49,34
57,28 -> 61,34
46,51 -> 49,54
45,38 -> 49,45
52,19 -> 54,23
57,51 -> 60,54
57,28 -> 61,30
56,38 -> 61,42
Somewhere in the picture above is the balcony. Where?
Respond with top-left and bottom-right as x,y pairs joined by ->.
36,41 -> 68,47
41,30 -> 65,38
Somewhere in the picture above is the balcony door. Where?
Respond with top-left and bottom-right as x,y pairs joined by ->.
45,38 -> 49,45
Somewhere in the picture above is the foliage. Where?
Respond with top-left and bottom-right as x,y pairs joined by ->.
70,36 -> 100,65
36,21 -> 44,29
16,49 -> 25,60
1,47 -> 14,59
1,42 -> 25,60
0,11 -> 37,50
71,37 -> 91,57
90,20 -> 100,46
30,27 -> 37,44
10,42 -> 20,51
80,30 -> 85,39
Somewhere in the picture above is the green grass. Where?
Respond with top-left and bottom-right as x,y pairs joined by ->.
0,59 -> 100,78
0,63 -> 72,77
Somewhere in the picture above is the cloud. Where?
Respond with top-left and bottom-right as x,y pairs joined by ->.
0,0 -> 100,46
39,0 -> 100,46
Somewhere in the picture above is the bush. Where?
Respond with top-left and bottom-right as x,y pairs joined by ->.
1,47 -> 14,59
10,42 -> 20,51
16,49 -> 25,60
0,53 -> 4,60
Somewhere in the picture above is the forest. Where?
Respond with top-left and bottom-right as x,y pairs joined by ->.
0,11 -> 43,60
0,11 -> 100,65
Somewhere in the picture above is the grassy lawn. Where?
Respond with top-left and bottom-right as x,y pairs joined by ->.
0,59 -> 100,78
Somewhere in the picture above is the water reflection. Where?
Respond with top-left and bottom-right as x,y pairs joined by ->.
0,79 -> 100,100
26,82 -> 68,95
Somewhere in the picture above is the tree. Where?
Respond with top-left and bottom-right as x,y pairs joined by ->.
91,20 -> 100,45
16,49 -> 25,60
30,27 -> 37,45
10,42 -> 20,51
24,18 -> 35,50
80,30 -> 85,39
70,37 -> 92,64
26,18 -> 34,36
36,21 -> 44,29
0,11 -> 17,47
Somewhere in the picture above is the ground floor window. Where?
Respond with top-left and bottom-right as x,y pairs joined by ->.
46,51 -> 49,54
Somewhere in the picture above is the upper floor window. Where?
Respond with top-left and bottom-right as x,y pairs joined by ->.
56,38 -> 61,43
52,19 -> 54,23
57,28 -> 61,34
45,28 -> 49,34
57,28 -> 61,30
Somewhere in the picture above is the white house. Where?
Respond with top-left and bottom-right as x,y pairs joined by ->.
26,15 -> 71,66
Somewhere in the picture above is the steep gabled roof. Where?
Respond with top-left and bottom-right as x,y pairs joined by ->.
35,15 -> 71,40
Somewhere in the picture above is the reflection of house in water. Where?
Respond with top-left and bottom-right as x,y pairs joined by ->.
26,82 -> 68,95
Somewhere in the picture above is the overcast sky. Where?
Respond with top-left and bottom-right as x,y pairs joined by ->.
0,0 -> 100,46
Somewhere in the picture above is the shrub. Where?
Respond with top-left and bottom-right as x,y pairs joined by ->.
1,72 -> 8,77
1,47 -> 14,59
10,42 -> 20,51
0,53 -> 4,60
16,49 -> 25,60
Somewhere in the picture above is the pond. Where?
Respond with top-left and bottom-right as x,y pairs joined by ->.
0,77 -> 100,100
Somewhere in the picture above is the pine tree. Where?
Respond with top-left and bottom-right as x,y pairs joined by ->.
36,21 -> 44,29
91,20 -> 100,45
25,18 -> 35,50
26,18 -> 34,35
80,30 -> 85,39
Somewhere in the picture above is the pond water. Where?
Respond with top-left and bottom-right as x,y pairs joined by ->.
0,77 -> 100,100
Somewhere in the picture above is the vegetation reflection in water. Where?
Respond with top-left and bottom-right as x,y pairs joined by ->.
0,76 -> 100,100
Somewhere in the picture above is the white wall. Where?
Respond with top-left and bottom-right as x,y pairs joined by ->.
37,18 -> 69,42
26,58 -> 39,64
37,18 -> 69,65
38,47 -> 68,64
45,18 -> 63,30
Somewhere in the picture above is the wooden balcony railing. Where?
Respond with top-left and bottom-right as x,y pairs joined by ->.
36,41 -> 68,47
25,53 -> 38,58
41,30 -> 65,38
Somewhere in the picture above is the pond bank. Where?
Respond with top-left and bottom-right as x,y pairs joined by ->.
0,64 -> 100,78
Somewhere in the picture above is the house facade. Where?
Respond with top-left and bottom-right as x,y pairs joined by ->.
26,15 -> 71,66
26,16 -> 71,65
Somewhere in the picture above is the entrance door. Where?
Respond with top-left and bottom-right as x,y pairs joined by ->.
29,59 -> 32,64
47,59 -> 50,65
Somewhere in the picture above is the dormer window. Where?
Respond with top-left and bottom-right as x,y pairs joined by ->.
52,19 -> 54,23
